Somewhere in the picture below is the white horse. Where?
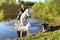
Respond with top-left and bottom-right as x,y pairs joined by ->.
20,8 -> 31,26
12,8 -> 31,32
18,8 -> 31,35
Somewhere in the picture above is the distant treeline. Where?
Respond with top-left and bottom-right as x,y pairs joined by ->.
31,0 -> 60,26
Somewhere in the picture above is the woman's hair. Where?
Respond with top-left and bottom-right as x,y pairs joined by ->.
20,3 -> 26,13
21,3 -> 26,6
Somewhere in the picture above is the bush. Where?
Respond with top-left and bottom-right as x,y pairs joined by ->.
0,10 -> 4,22
31,0 -> 60,26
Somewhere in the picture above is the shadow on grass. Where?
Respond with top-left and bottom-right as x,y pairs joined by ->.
47,26 -> 60,32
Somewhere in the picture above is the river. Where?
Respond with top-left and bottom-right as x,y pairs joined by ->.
0,18 -> 42,40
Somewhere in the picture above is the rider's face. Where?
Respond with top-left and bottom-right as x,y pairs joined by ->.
21,4 -> 25,9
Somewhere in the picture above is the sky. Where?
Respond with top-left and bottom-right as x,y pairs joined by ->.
16,0 -> 45,3
24,0 -> 45,2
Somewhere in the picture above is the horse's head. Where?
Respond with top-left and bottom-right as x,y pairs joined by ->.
25,9 -> 31,18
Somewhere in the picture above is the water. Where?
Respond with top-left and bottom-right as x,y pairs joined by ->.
0,18 -> 42,40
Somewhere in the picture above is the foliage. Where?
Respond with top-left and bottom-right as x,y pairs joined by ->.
0,10 -> 4,22
31,0 -> 60,26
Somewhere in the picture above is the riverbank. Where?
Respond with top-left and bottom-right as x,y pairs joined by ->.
6,29 -> 60,40
15,25 -> 60,40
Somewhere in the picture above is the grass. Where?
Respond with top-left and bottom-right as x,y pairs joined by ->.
11,29 -> 60,40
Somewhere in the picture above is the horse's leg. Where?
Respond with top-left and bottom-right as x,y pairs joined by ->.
20,17 -> 24,26
20,30 -> 23,38
27,31 -> 29,34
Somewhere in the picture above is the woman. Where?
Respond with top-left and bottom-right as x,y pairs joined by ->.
17,3 -> 26,20
16,3 -> 27,24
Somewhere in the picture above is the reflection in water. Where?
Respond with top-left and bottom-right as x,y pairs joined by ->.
29,27 -> 41,33
0,18 -> 42,40
0,22 -> 18,40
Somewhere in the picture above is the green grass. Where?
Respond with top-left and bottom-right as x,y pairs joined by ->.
13,30 -> 60,40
